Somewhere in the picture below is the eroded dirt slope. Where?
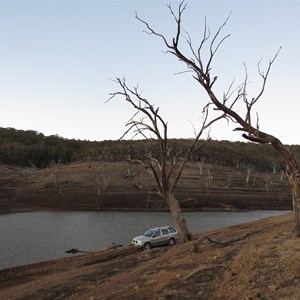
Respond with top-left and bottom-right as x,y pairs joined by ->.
0,161 -> 292,212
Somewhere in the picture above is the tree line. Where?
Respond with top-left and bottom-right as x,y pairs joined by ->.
1,127 -> 300,172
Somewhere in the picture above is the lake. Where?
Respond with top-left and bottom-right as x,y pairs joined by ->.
0,210 -> 288,270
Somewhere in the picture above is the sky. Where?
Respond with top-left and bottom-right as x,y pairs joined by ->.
0,0 -> 299,145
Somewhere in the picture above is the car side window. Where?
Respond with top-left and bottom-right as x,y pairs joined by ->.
168,226 -> 176,233
152,229 -> 161,237
161,228 -> 169,235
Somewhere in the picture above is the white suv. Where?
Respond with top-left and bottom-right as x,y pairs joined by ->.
132,225 -> 179,249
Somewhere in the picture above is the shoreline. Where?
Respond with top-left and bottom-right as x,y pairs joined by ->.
0,212 -> 292,272
0,212 -> 298,300
0,210 -> 289,269
0,206 -> 291,215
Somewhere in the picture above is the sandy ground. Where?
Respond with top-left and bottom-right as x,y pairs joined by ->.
0,212 -> 299,300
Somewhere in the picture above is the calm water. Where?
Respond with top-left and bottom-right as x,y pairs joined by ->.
0,210 -> 287,270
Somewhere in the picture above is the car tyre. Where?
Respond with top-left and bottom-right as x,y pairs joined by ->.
168,237 -> 176,246
143,242 -> 151,250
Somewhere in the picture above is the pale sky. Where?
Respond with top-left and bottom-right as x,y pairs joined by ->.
0,0 -> 299,144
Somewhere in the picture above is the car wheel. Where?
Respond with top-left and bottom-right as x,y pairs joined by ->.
168,237 -> 176,246
143,242 -> 151,250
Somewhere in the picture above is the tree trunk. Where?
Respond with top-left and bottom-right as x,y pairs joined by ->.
165,192 -> 192,242
286,165 -> 300,237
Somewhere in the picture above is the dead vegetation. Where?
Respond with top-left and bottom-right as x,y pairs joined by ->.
0,161 -> 291,213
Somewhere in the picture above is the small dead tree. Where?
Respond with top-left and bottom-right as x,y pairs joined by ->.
95,176 -> 109,194
271,160 -> 280,174
225,178 -> 231,188
246,164 -> 255,186
136,1 -> 300,237
108,78 -> 224,243
50,161 -> 65,195
264,174 -> 272,195
197,161 -> 203,176
207,167 -> 213,182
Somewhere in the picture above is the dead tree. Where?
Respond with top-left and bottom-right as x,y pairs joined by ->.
197,160 -> 204,176
271,160 -> 280,174
95,176 -> 109,195
246,164 -> 255,187
108,78 -> 224,243
50,162 -> 65,195
136,1 -> 300,238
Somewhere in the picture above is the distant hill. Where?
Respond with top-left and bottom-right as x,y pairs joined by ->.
1,127 -> 300,173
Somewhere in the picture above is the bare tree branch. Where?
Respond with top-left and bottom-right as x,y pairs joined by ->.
135,1 -> 300,237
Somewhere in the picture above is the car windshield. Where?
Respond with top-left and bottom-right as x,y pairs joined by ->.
143,229 -> 155,237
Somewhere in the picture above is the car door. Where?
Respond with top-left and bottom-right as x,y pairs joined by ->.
151,229 -> 164,246
161,228 -> 171,245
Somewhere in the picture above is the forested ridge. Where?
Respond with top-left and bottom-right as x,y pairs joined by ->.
1,127 -> 300,172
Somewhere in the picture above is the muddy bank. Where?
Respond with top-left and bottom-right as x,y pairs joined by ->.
0,162 -> 292,213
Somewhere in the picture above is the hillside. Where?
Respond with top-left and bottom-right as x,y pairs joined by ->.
3,127 -> 299,170
0,212 -> 299,299
0,160 -> 292,213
